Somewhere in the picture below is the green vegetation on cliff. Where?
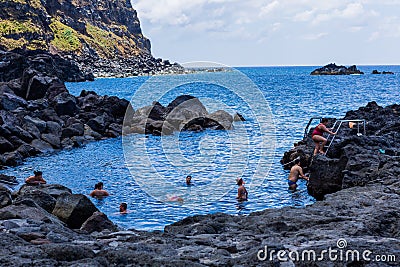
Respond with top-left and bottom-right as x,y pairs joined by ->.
84,23 -> 140,58
0,19 -> 39,35
0,0 -> 151,59
49,19 -> 81,52
0,19 -> 41,50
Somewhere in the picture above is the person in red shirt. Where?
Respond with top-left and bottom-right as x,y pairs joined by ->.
312,118 -> 336,156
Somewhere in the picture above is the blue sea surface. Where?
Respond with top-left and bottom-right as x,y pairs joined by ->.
2,66 -> 399,231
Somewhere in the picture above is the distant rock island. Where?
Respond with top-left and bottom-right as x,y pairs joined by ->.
0,0 -> 183,79
372,70 -> 394,74
311,63 -> 364,75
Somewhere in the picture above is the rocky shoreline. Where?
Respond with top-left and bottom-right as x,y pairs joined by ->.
0,49 -> 238,168
0,102 -> 398,266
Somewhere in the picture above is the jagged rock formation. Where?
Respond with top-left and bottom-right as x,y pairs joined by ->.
1,154 -> 399,265
0,50 -> 233,167
0,49 -> 129,167
0,102 -> 399,265
311,63 -> 364,75
0,0 -> 184,78
123,95 -> 235,136
281,101 -> 400,200
372,70 -> 394,75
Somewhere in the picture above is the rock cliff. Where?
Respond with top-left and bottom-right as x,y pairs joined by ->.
281,101 -> 400,200
0,0 -> 183,78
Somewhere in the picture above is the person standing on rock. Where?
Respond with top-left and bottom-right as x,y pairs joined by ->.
25,171 -> 47,185
288,159 -> 309,191
312,118 -> 336,155
236,178 -> 248,201
89,182 -> 110,197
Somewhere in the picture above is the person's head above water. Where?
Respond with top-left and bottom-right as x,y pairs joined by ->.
186,175 -> 192,184
120,202 -> 127,212
34,171 -> 42,177
236,177 -> 244,186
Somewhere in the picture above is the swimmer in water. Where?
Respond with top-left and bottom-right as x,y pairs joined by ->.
166,194 -> 184,202
89,182 -> 110,197
236,177 -> 248,201
186,175 -> 192,186
119,202 -> 128,214
25,171 -> 46,185
288,159 -> 309,191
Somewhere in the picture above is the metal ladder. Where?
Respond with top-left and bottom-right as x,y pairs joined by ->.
304,118 -> 366,155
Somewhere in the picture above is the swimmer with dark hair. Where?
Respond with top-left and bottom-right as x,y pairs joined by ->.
25,171 -> 46,185
236,178 -> 248,201
186,175 -> 192,186
288,159 -> 309,191
89,182 -> 110,197
120,202 -> 128,214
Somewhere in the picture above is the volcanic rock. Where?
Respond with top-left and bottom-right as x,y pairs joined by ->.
311,63 -> 364,75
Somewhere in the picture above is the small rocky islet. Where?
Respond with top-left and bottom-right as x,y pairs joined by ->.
310,63 -> 364,75
311,63 -> 395,75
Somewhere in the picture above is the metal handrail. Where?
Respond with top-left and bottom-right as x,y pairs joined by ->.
324,119 -> 366,154
304,117 -> 334,138
304,118 -> 367,155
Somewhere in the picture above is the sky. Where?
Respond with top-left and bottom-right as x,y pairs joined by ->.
132,0 -> 400,66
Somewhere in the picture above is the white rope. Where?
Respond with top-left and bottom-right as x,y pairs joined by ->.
282,156 -> 300,166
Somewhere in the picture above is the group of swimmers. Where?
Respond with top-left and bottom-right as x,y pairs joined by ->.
88,182 -> 130,214
24,119 -> 332,209
169,175 -> 248,202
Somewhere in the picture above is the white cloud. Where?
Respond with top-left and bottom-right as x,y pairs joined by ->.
259,1 -> 280,16
312,3 -> 366,24
368,31 -> 380,41
303,32 -> 328,40
133,0 -> 206,25
347,26 -> 364,32
131,0 -> 400,65
293,9 -> 315,22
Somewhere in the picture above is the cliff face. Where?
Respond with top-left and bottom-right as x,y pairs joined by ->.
0,0 -> 182,77
0,0 -> 150,57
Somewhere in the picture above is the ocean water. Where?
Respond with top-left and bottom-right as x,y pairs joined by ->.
2,66 -> 399,231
